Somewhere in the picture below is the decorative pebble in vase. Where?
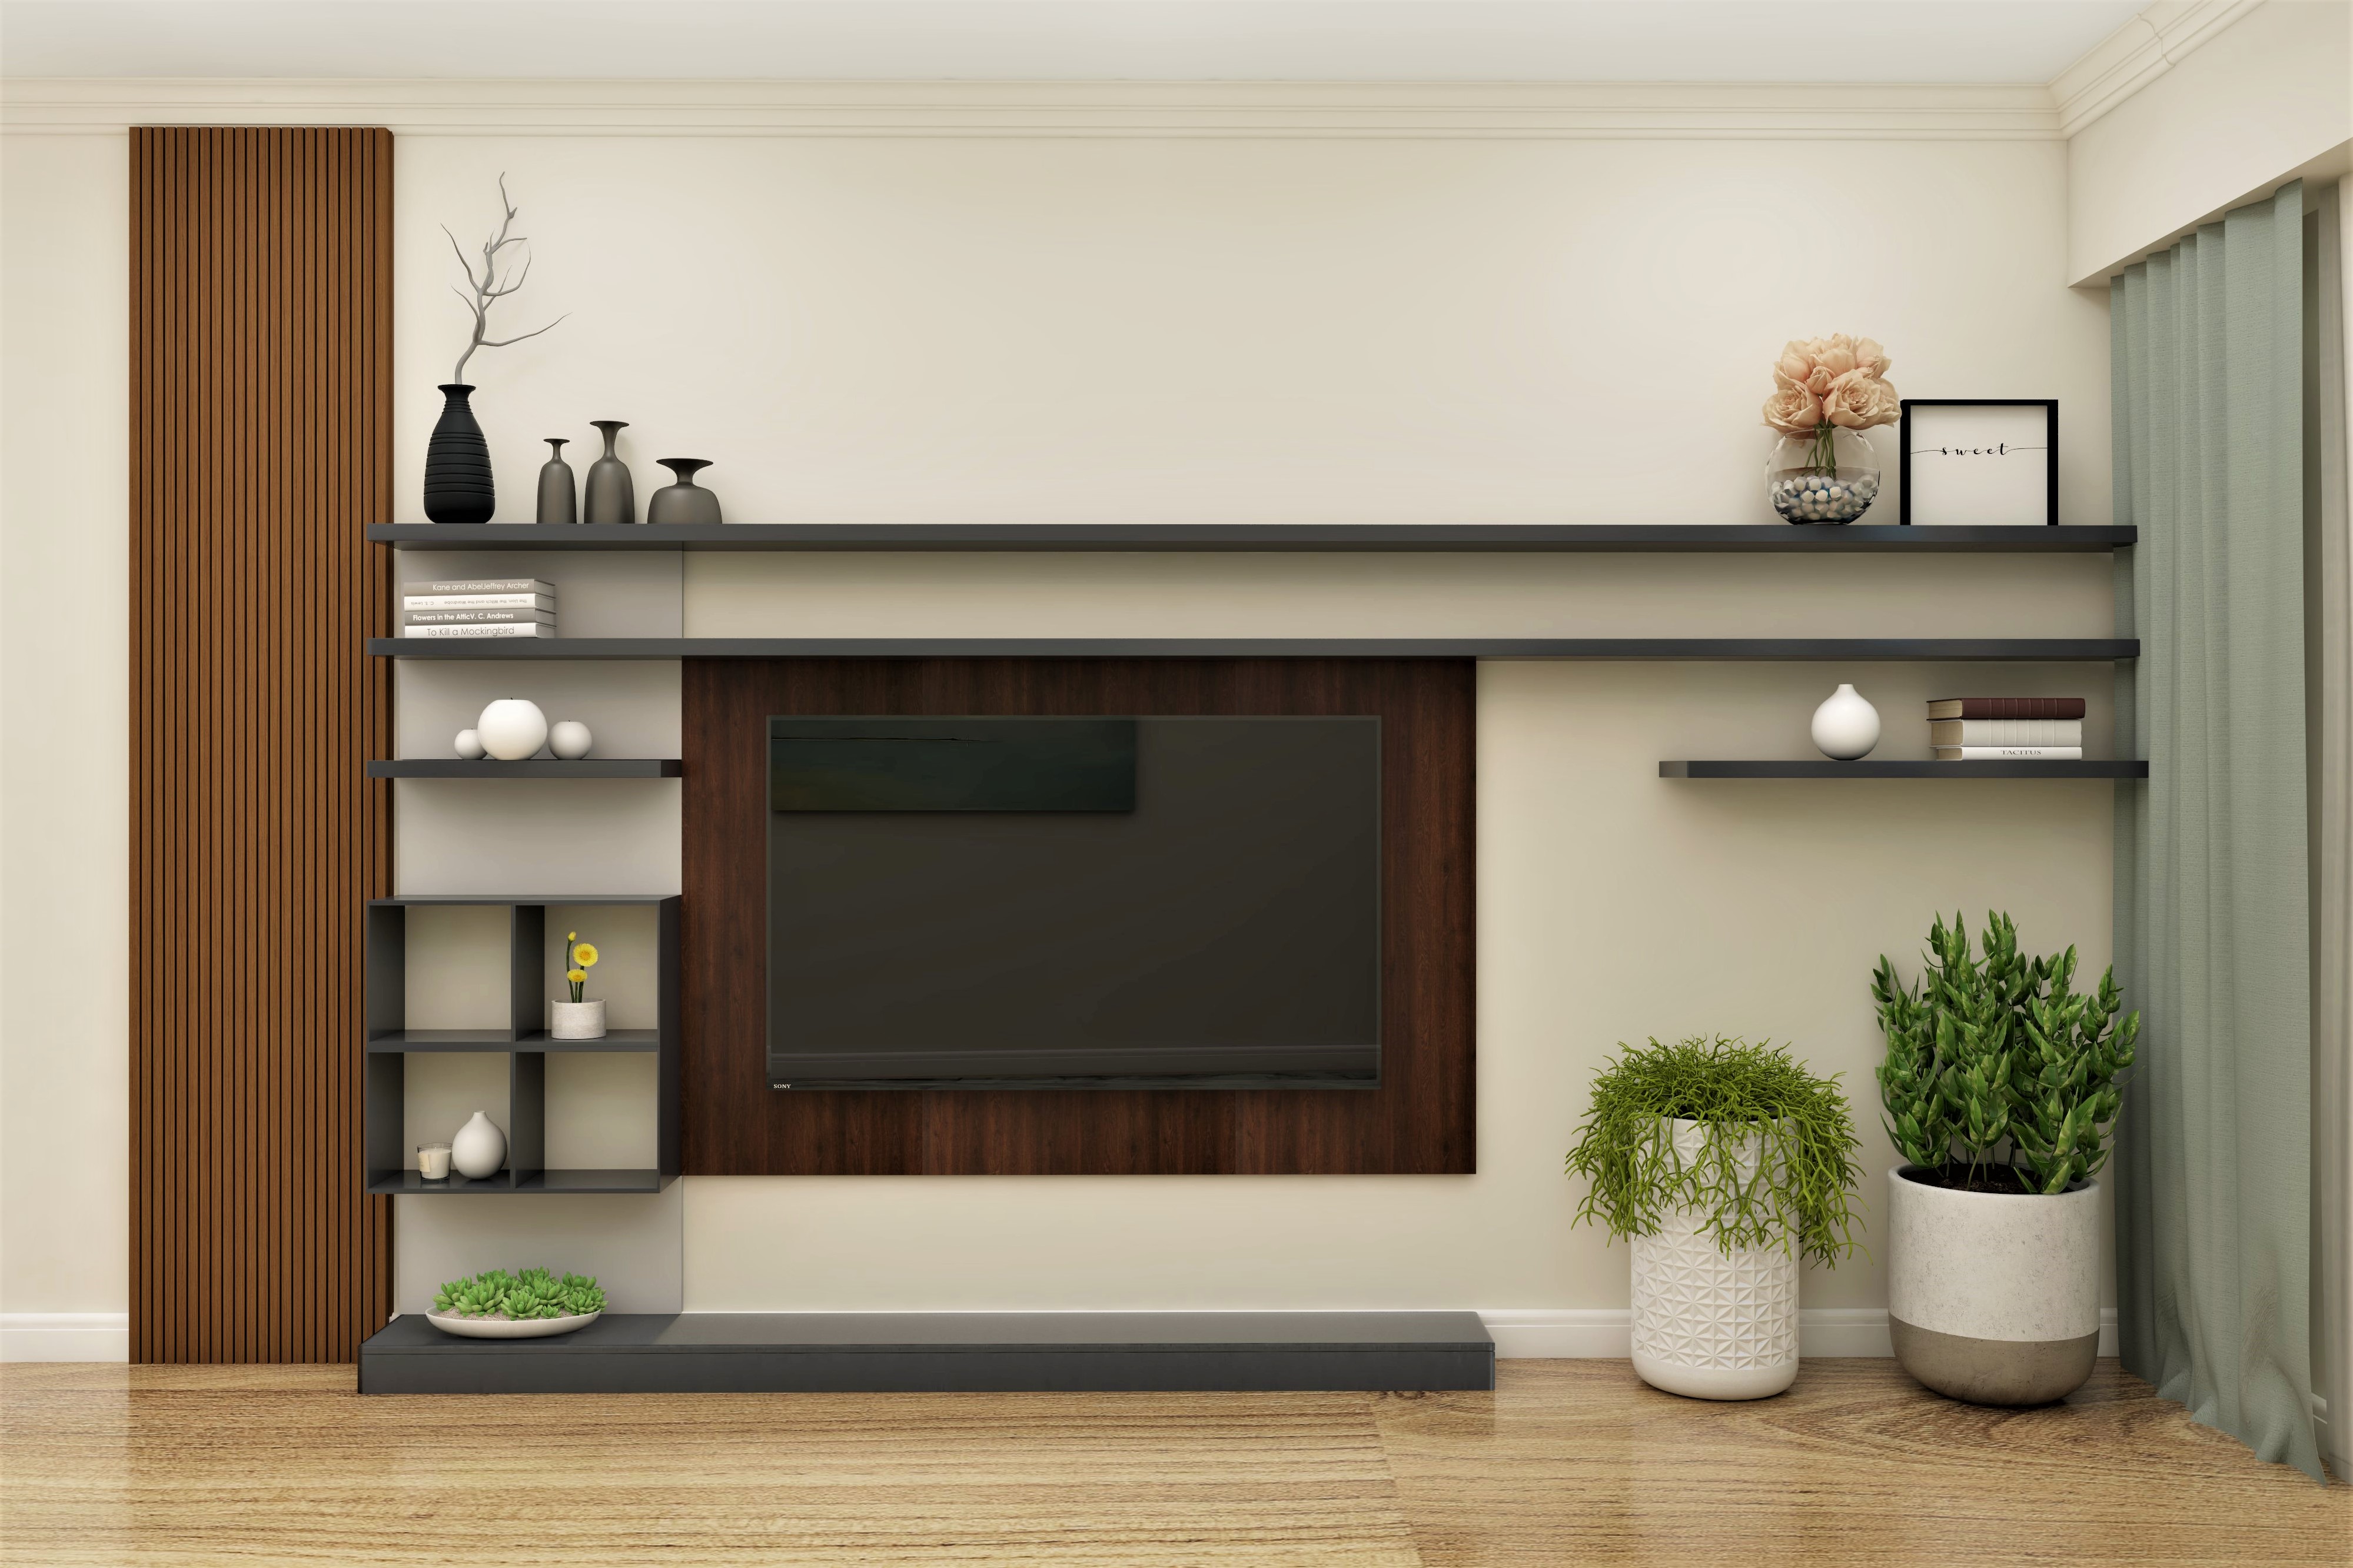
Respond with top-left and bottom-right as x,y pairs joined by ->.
477,698 -> 549,761
1766,427 -> 1881,523
450,1111 -> 507,1180
1811,684 -> 1881,760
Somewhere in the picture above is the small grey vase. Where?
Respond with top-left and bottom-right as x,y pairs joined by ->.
648,458 -> 722,525
583,420 -> 636,525
536,438 -> 577,525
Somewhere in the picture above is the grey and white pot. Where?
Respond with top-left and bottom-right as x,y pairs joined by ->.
549,999 -> 606,1041
1629,1118 -> 1800,1401
1886,1167 -> 2100,1406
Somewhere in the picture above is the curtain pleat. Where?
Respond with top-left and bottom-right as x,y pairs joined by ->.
2112,179 -> 2321,1479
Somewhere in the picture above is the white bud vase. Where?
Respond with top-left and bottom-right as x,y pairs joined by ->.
549,998 -> 606,1040
1810,684 -> 1881,760
450,1110 -> 506,1180
476,698 -> 549,762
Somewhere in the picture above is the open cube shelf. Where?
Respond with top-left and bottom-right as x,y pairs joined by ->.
363,895 -> 680,1196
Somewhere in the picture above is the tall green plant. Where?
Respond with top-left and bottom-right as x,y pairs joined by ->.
1872,911 -> 2138,1195
1564,1036 -> 1862,1268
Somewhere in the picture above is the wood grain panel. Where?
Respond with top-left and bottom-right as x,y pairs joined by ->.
681,658 -> 1474,1175
129,128 -> 393,1361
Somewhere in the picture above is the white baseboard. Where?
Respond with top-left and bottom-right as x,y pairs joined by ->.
1478,1307 -> 2121,1360
1,1313 -> 131,1363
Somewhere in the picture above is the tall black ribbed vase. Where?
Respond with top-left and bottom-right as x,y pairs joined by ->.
423,383 -> 494,524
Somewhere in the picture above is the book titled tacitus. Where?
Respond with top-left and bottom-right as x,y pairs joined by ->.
1926,697 -> 2085,720
1932,745 -> 2084,760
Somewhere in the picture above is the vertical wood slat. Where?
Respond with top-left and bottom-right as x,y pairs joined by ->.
129,127 -> 393,1364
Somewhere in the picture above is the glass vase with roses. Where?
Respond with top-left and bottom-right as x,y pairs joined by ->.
1763,335 -> 1900,524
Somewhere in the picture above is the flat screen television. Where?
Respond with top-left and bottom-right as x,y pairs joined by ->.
766,715 -> 1381,1089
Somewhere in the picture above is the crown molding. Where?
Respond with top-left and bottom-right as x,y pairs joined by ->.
2049,0 -> 2262,138
0,76 -> 2060,140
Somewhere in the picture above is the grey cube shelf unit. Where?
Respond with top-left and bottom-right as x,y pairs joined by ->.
364,894 -> 680,1196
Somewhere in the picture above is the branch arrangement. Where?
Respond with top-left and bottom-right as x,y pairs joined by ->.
445,174 -> 566,383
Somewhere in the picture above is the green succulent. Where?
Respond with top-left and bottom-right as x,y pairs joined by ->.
1873,912 -> 2138,1195
1564,1035 -> 1863,1269
431,1266 -> 607,1320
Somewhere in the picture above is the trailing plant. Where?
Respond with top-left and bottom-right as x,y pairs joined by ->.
1564,1036 -> 1863,1268
432,1266 -> 606,1321
1872,911 -> 2138,1196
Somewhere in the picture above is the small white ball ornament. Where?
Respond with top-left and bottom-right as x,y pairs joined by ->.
549,720 -> 594,761
1811,684 -> 1882,761
453,728 -> 486,760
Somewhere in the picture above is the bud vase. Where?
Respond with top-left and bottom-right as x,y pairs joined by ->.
1767,427 -> 1880,524
648,458 -> 722,525
536,438 -> 577,525
424,384 -> 495,524
450,1111 -> 507,1180
584,420 -> 636,525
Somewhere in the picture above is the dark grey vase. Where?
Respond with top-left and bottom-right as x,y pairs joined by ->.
536,438 -> 577,525
423,384 -> 494,524
648,459 -> 722,525
583,420 -> 636,525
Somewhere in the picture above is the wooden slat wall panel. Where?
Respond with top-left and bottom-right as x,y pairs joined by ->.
130,127 -> 393,1363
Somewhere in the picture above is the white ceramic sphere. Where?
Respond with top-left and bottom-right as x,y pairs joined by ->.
476,698 -> 549,761
1811,684 -> 1881,760
548,720 -> 594,760
453,728 -> 486,760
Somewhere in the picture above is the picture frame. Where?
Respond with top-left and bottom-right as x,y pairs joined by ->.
1898,399 -> 2058,527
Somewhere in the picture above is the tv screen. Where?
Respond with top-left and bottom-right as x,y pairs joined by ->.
766,715 -> 1381,1089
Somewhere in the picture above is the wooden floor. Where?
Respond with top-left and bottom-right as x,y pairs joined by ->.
3,1359 -> 2343,1566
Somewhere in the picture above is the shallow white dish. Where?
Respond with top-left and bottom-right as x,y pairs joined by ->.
425,1310 -> 600,1340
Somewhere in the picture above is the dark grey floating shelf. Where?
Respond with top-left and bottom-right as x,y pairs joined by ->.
370,637 -> 2140,663
368,759 -> 682,778
358,1309 -> 1495,1394
365,1167 -> 669,1196
1661,760 -> 2151,779
367,1028 -> 662,1054
367,522 -> 2135,553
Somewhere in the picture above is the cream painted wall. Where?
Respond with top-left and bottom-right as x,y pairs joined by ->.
0,132 -> 129,1326
2066,0 -> 2352,284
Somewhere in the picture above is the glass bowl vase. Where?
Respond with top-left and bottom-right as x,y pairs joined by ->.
1767,428 -> 1882,524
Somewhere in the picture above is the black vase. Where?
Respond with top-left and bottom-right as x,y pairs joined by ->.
423,384 -> 494,525
648,458 -> 722,525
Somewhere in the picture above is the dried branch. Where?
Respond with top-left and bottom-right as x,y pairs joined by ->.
447,174 -> 563,382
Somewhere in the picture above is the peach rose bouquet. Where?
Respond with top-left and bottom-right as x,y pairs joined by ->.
1764,334 -> 1898,521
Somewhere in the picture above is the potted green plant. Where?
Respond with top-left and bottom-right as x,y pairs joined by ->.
1873,911 -> 2137,1406
426,1266 -> 607,1340
1566,1036 -> 1862,1400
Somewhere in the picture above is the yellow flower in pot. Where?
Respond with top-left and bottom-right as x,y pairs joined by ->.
551,932 -> 606,1041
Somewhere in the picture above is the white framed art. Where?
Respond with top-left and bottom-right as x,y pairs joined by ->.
1899,400 -> 2057,526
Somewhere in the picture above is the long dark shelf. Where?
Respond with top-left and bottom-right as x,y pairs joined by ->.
366,1028 -> 662,1053
369,637 -> 2139,662
368,759 -> 682,778
365,1167 -> 669,1196
368,894 -> 676,905
367,522 -> 2134,553
1661,760 -> 2150,778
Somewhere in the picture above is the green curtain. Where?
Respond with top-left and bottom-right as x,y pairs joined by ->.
2112,179 -> 2320,1480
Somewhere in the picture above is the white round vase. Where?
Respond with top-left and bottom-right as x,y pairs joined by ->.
549,998 -> 606,1041
1810,683 -> 1881,760
548,720 -> 594,760
476,699 -> 549,762
1887,1168 -> 2101,1406
450,1110 -> 507,1180
1628,1119 -> 1800,1400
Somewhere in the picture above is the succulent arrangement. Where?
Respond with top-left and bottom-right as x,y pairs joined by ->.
432,1266 -> 606,1321
1872,911 -> 2139,1196
1564,1035 -> 1863,1268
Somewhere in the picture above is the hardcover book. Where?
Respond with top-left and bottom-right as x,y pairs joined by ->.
1928,719 -> 2084,747
1926,697 -> 2086,721
1932,745 -> 2083,760
402,578 -> 554,597
396,623 -> 558,639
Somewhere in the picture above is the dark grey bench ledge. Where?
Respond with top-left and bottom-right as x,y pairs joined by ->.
359,1310 -> 1495,1394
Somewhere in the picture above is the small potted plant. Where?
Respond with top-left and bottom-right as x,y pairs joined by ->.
550,930 -> 603,1040
426,1266 -> 607,1340
1873,911 -> 2137,1405
1566,1036 -> 1862,1400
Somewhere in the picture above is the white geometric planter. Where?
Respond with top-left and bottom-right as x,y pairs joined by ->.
1628,1118 -> 1800,1401
1887,1167 -> 2101,1406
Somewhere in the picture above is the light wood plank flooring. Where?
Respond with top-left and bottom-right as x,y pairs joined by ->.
4,1359 -> 2342,1566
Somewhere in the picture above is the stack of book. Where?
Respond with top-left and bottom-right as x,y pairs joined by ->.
1927,696 -> 2083,760
399,578 -> 556,640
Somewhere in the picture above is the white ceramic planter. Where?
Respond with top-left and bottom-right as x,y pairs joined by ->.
549,998 -> 606,1041
1629,1119 -> 1800,1401
450,1110 -> 507,1180
1886,1167 -> 2101,1405
427,1310 -> 600,1340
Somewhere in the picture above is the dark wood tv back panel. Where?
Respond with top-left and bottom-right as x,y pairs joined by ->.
682,658 -> 1474,1175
